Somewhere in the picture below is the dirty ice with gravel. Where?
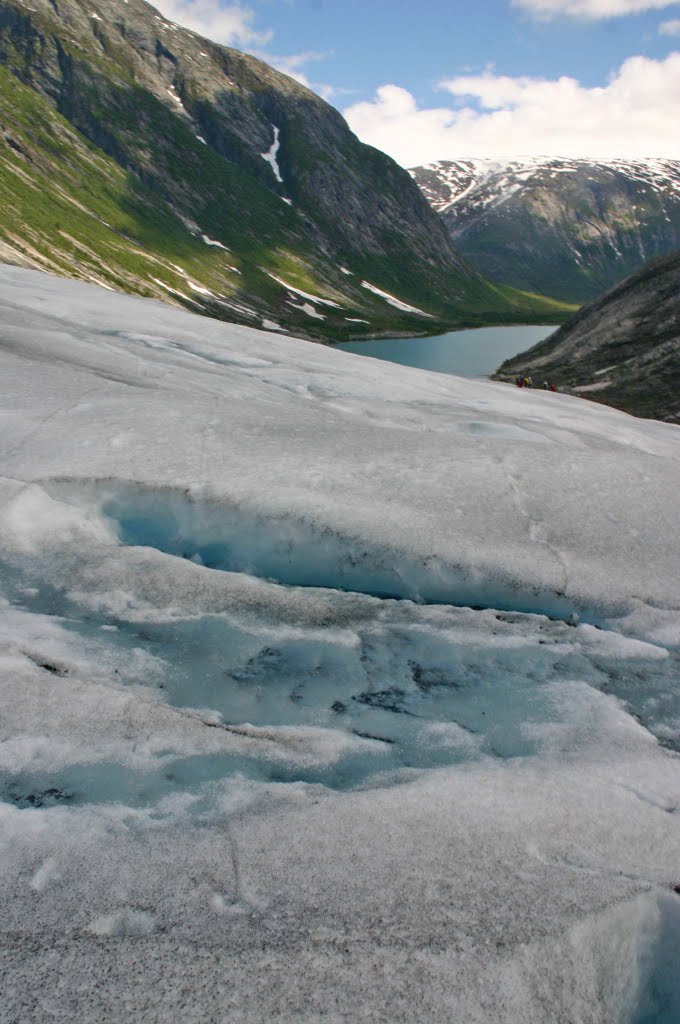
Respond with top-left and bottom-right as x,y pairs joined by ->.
1,265 -> 679,1024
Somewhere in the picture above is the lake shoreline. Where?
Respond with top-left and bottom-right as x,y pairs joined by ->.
335,324 -> 559,380
333,321 -> 561,344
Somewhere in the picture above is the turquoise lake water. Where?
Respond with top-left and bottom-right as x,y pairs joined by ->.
336,324 -> 557,379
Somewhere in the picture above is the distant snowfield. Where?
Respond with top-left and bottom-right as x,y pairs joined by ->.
412,156 -> 680,214
1,267 -> 680,1023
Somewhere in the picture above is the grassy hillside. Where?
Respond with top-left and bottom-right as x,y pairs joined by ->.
0,0 -> 572,340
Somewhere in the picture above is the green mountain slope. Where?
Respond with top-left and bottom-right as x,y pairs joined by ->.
0,0 -> 571,340
493,250 -> 680,423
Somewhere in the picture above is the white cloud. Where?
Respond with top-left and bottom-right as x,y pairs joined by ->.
343,53 -> 680,167
268,50 -> 328,79
345,87 -> 460,166
660,16 -> 680,30
152,1 -> 272,47
513,0 -> 679,18
264,50 -> 337,99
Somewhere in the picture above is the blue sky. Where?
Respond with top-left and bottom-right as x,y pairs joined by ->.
154,0 -> 680,164
249,0 -> 677,94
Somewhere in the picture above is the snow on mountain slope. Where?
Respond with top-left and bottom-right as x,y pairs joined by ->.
410,157 -> 515,212
410,157 -> 680,303
1,267 -> 680,1023
411,157 -> 680,215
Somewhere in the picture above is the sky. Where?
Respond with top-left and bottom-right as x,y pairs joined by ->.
153,0 -> 680,166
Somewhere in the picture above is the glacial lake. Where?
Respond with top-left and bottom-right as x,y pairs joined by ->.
336,324 -> 557,379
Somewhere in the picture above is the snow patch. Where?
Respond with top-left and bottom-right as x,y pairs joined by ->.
573,381 -> 613,393
361,281 -> 434,317
265,272 -> 341,308
188,282 -> 214,297
150,277 -> 198,304
201,234 -> 229,250
166,85 -> 186,113
260,125 -> 283,184
287,301 -> 326,320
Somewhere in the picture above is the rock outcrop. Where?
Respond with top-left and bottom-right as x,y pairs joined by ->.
493,250 -> 680,423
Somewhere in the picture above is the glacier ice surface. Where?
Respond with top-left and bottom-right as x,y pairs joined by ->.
1,267 -> 680,1023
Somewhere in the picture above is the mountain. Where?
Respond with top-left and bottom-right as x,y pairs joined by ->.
410,157 -> 680,304
0,0 -> 571,341
493,249 -> 680,423
2,266 -> 680,1022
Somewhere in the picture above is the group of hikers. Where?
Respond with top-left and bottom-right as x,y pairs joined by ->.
515,374 -> 558,392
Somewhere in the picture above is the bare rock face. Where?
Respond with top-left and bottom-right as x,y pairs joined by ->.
410,158 -> 680,305
0,0 -> 557,340
493,250 -> 680,423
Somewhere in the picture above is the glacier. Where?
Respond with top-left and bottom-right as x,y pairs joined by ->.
0,265 -> 679,1023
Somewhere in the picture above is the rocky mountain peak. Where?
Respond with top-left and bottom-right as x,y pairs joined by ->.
410,156 -> 680,304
